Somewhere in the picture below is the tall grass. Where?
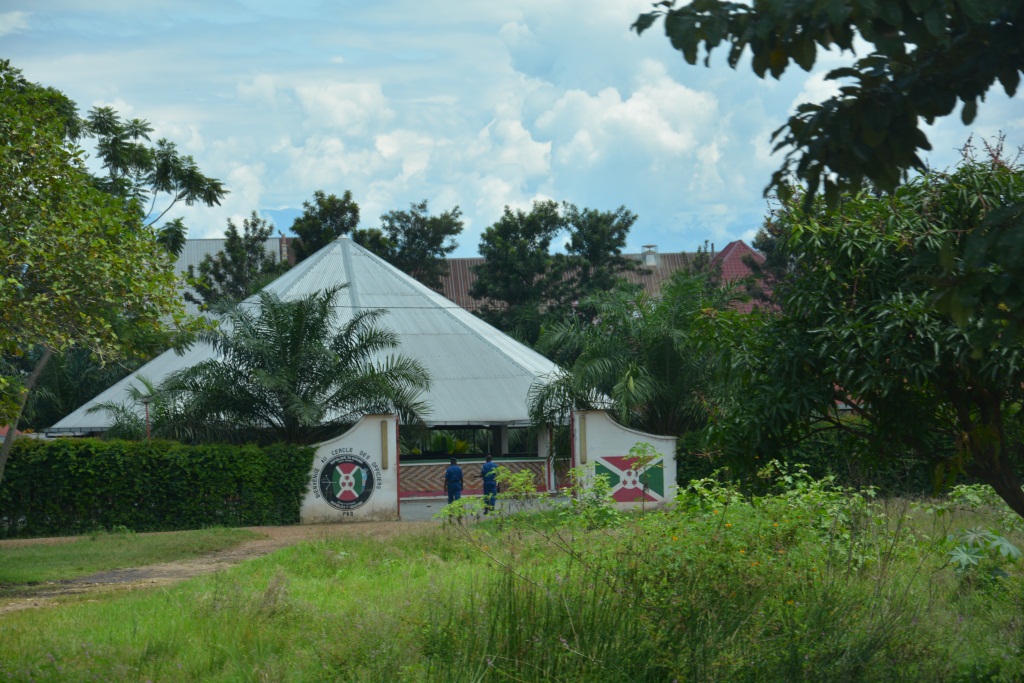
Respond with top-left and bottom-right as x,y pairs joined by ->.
1,468 -> 1023,681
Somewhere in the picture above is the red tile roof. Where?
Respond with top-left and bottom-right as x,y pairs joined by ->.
710,240 -> 763,283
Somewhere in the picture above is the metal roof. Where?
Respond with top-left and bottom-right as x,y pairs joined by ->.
49,238 -> 561,433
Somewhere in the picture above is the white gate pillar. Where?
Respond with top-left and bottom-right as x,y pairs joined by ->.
301,414 -> 400,523
572,410 -> 677,507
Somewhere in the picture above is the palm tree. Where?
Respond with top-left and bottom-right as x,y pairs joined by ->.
155,286 -> 430,444
529,271 -> 739,437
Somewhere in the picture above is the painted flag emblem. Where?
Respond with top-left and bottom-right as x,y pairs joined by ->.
596,455 -> 665,503
318,454 -> 376,511
332,462 -> 365,501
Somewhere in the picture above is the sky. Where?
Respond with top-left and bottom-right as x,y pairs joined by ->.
4,1 -> 1023,257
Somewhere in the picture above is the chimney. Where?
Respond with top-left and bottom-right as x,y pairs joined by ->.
642,244 -> 659,267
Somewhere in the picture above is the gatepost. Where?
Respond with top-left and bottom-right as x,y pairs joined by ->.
572,410 -> 677,507
301,414 -> 400,523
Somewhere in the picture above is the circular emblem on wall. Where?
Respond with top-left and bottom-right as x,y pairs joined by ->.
317,454 -> 375,511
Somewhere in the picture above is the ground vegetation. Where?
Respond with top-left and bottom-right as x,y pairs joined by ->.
1,467 -> 1022,681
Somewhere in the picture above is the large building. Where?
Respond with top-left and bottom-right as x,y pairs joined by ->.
176,238 -> 765,314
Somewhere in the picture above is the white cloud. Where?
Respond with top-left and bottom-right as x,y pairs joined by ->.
791,70 -> 842,111
237,74 -> 278,104
12,0 -> 1013,256
375,129 -> 437,180
537,60 -> 718,168
476,119 -> 551,177
0,11 -> 29,37
294,82 -> 394,135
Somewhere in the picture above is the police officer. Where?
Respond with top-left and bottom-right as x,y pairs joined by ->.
445,457 -> 463,504
481,454 -> 498,514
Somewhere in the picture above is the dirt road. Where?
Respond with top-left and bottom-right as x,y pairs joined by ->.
0,520 -> 436,614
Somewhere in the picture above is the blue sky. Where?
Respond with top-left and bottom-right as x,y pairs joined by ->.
4,1 -> 1022,256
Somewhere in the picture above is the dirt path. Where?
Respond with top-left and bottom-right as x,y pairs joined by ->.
0,521 -> 435,614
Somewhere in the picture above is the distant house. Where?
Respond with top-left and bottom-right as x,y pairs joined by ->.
708,240 -> 768,313
439,240 -> 766,313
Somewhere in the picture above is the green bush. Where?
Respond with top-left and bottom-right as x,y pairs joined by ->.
676,428 -> 936,497
0,439 -> 314,538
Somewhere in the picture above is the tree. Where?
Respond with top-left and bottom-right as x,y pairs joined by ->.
0,61 -> 189,481
11,348 -> 141,431
471,200 -> 565,341
84,105 -> 228,258
471,200 -> 646,343
531,270 -> 739,438
634,1 -> 1024,207
290,190 -> 360,263
154,287 -> 431,445
353,200 -> 463,291
698,151 -> 1024,519
185,211 -> 290,310
555,204 -> 640,312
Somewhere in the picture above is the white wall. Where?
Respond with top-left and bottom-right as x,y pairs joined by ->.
572,410 -> 677,507
301,414 -> 400,523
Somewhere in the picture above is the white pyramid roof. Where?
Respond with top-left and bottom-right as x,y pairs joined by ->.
49,237 -> 560,433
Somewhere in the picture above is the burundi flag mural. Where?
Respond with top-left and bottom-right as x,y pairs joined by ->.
315,451 -> 378,512
596,456 -> 665,503
303,415 -> 398,523
332,461 -> 368,502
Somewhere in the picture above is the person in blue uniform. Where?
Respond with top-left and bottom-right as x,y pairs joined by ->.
481,454 -> 498,514
445,457 -> 463,504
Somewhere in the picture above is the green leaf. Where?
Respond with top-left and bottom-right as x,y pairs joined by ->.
632,12 -> 659,34
998,68 -> 1020,97
958,0 -> 993,23
879,1 -> 903,27
990,535 -> 1022,559
949,544 -> 983,569
792,37 -> 817,71
923,4 -> 946,36
961,99 -> 978,125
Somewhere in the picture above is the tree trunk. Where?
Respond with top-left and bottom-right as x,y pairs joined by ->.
968,454 -> 1024,522
0,347 -> 54,485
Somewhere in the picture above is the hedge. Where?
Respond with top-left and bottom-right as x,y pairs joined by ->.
0,438 -> 315,538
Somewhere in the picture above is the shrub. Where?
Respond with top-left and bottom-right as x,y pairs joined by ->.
0,438 -> 314,537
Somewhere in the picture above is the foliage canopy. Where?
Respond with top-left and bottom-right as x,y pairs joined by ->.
531,268 -> 740,437
0,60 -> 192,481
353,199 -> 463,292
290,189 -> 360,263
185,211 -> 290,311
635,0 -> 1024,208
700,150 -> 1024,519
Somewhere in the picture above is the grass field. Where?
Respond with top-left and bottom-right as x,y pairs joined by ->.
1,468 -> 1023,682
0,527 -> 261,585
